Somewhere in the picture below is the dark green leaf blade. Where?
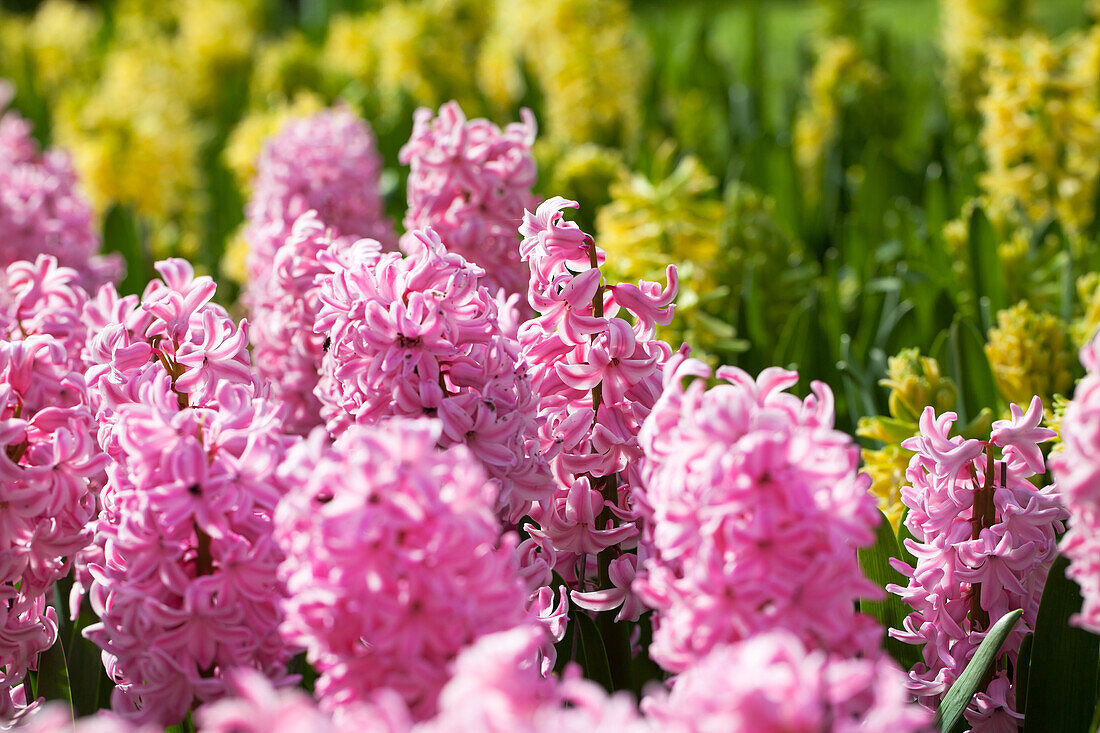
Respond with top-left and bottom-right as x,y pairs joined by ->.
35,634 -> 72,718
574,610 -> 614,693
858,510 -> 921,671
936,608 -> 1024,733
1023,554 -> 1100,733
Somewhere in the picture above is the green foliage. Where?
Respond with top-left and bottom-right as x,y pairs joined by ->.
857,510 -> 921,670
936,609 -> 1024,733
1022,555 -> 1100,732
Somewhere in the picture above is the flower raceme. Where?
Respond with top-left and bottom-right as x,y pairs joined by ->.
400,101 -> 538,297
889,397 -> 1064,730
245,107 -> 394,436
79,259 -> 294,725
0,94 -> 119,289
1051,333 -> 1100,634
642,631 -> 933,732
0,335 -> 104,719
313,227 -> 550,522
633,358 -> 882,673
274,420 -> 532,720
517,196 -> 678,622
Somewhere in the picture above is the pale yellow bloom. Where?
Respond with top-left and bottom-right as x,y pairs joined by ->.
221,225 -> 250,285
940,0 -> 1030,110
979,32 -> 1100,232
985,301 -> 1075,409
322,13 -> 380,87
254,32 -> 324,104
53,41 -> 202,221
793,37 -> 883,188
26,0 -> 102,95
490,0 -> 645,145
176,0 -> 259,106
1073,273 -> 1100,347
544,143 -> 628,222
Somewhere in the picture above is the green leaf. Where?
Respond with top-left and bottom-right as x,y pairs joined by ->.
896,512 -> 918,568
35,635 -> 72,717
935,608 -> 1024,733
1016,632 -> 1033,716
574,610 -> 614,692
1023,554 -> 1100,732
966,204 -> 1008,319
858,510 -> 921,671
64,587 -> 115,716
102,204 -> 151,297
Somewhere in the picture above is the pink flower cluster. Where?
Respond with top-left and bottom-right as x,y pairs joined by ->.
400,101 -> 538,296
80,260 -> 294,725
634,358 -> 882,672
314,228 -> 550,520
0,98 -> 118,289
274,420 -> 531,720
0,334 -> 103,717
643,631 -> 932,733
889,397 -> 1064,730
2,255 -> 91,367
517,197 -> 678,620
1051,335 -> 1100,634
243,213 -> 339,435
245,108 -> 394,434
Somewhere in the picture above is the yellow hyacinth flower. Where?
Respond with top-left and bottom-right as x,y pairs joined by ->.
26,0 -> 102,96
53,41 -> 202,223
596,148 -> 723,352
794,36 -> 884,190
978,32 -> 1100,233
985,301 -> 1076,410
255,32 -> 325,104
940,0 -> 1030,111
858,349 -> 988,529
492,0 -> 645,146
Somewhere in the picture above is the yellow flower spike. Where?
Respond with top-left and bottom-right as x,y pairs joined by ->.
860,444 -> 911,531
978,31 -> 1100,233
26,0 -> 102,96
596,151 -> 724,355
1075,273 -> 1100,347
881,348 -> 959,424
940,0 -> 1031,112
793,36 -> 884,194
322,13 -> 380,89
53,39 -> 203,223
985,301 -> 1076,410
221,225 -> 250,285
496,0 -> 645,146
255,32 -> 325,104
176,0 -> 259,106
543,143 -> 628,224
